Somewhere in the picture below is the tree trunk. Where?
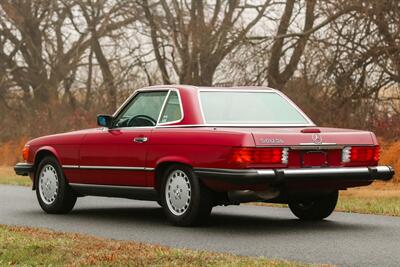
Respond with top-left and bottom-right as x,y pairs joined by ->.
91,35 -> 117,113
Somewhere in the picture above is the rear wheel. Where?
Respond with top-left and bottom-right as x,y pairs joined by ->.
36,156 -> 77,214
288,191 -> 338,221
161,164 -> 213,226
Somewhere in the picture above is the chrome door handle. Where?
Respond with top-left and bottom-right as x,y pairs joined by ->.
133,136 -> 148,143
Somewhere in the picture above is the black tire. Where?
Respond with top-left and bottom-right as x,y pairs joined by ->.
161,164 -> 213,226
35,156 -> 77,214
288,191 -> 338,221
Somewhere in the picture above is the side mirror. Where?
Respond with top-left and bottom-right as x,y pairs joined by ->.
97,114 -> 113,128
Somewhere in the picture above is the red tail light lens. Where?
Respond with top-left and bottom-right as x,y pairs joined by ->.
342,146 -> 380,163
230,147 -> 287,165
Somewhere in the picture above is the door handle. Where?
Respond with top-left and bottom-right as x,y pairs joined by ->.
133,136 -> 148,143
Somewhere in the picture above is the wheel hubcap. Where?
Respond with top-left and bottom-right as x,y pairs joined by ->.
38,164 -> 59,205
165,170 -> 191,216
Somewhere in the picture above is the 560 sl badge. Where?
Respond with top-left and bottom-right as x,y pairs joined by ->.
259,138 -> 284,144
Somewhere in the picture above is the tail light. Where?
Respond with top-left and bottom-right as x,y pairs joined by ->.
22,146 -> 30,161
342,146 -> 379,163
230,147 -> 289,165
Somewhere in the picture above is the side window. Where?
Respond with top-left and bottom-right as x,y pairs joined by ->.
159,91 -> 182,124
114,91 -> 168,127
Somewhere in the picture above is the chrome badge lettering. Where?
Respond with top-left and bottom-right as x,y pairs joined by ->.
259,138 -> 284,144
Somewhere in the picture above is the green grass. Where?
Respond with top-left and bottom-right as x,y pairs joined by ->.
336,188 -> 400,216
0,166 -> 31,186
337,196 -> 400,216
0,225 -> 314,267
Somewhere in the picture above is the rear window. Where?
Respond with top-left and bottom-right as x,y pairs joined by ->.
199,91 -> 310,125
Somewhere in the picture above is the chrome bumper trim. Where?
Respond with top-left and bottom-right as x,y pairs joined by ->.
194,166 -> 394,185
14,162 -> 34,176
258,166 -> 394,180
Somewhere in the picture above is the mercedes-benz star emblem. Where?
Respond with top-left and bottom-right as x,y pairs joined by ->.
312,133 -> 322,144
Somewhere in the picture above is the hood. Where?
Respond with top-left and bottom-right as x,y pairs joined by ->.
27,128 -> 100,146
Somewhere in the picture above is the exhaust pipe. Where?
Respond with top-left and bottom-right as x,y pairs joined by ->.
227,189 -> 280,204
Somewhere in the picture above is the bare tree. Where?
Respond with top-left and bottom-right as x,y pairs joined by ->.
362,0 -> 400,83
0,0 -> 400,141
138,0 -> 270,85
75,0 -> 138,112
0,0 -> 137,110
265,0 -> 364,89
0,1 -> 86,105
279,0 -> 399,130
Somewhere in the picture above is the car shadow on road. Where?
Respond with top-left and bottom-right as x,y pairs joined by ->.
60,204 -> 374,235
208,212 -> 364,234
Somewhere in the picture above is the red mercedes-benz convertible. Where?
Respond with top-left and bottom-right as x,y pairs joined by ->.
15,86 -> 394,226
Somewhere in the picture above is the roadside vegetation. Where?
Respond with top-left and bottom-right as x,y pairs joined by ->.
337,184 -> 400,216
1,1 -> 399,145
0,166 -> 31,186
0,225 -> 314,267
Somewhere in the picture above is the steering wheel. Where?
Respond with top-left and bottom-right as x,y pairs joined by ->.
127,115 -> 157,127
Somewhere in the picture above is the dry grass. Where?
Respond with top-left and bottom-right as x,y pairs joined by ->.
0,225 -> 316,267
0,138 -> 28,166
380,141 -> 400,183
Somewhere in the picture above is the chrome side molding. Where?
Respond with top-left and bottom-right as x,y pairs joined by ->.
62,165 -> 155,171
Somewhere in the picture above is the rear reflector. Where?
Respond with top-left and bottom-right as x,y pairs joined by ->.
230,147 -> 287,165
342,146 -> 380,163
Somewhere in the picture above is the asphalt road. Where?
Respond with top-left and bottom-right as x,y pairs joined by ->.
1,185 -> 399,267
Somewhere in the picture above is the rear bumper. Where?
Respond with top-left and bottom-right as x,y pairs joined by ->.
14,163 -> 34,176
193,166 -> 394,185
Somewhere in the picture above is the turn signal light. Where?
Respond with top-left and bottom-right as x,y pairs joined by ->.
342,146 -> 380,163
22,146 -> 30,161
230,147 -> 288,165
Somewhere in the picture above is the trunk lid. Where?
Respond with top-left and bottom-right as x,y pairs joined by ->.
214,127 -> 377,168
250,127 -> 376,168
250,127 -> 375,147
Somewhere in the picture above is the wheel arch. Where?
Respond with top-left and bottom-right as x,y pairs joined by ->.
153,157 -> 194,193
32,147 -> 61,190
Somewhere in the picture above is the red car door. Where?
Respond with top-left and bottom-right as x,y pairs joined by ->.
78,90 -> 169,186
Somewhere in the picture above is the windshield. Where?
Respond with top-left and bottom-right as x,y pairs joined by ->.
199,91 -> 311,125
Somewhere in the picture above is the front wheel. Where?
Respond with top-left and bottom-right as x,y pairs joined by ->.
161,165 -> 213,226
36,156 -> 77,214
288,191 -> 338,221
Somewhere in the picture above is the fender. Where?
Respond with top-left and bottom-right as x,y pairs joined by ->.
148,156 -> 195,187
34,146 -> 62,166
154,155 -> 194,168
